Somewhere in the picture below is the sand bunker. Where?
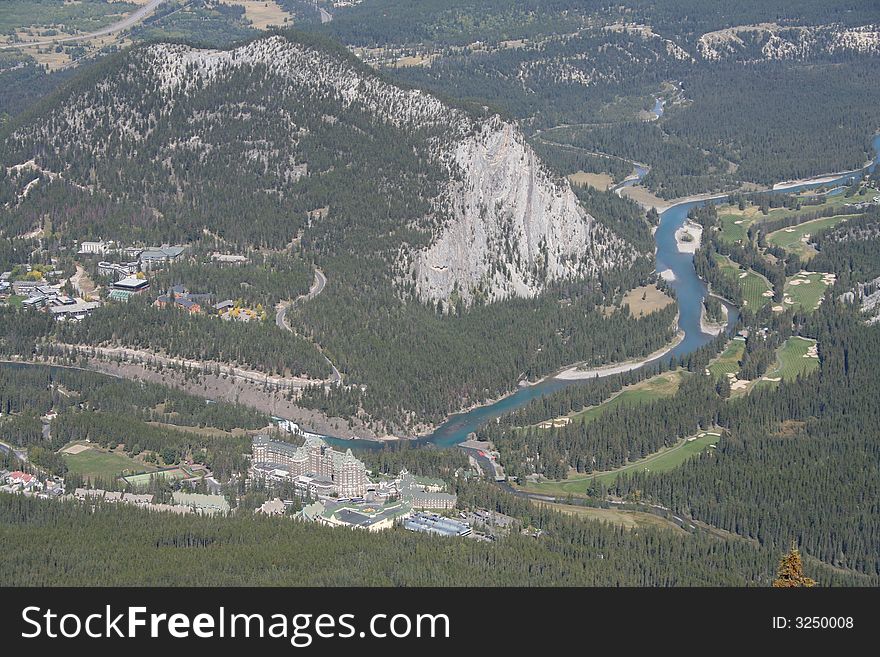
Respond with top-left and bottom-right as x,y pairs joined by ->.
739,272 -> 748,279
772,305 -> 784,312
762,290 -> 774,297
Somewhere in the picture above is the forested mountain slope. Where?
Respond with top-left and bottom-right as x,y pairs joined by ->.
0,30 -> 669,431
0,31 -> 635,305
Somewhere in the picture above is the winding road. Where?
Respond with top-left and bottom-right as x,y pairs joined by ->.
0,0 -> 168,51
276,269 -> 342,385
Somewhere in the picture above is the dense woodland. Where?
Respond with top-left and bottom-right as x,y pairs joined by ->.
1,481 -> 872,586
57,298 -> 332,378
612,303 -> 880,575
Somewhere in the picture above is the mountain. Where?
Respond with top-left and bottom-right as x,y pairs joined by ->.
697,23 -> 880,62
1,32 -> 637,305
0,30 -> 674,431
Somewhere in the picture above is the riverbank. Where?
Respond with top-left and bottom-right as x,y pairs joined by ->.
621,185 -> 731,212
407,324 -> 687,440
555,329 -> 685,380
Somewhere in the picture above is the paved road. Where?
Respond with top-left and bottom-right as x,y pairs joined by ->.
0,0 -> 168,50
0,439 -> 28,463
276,269 -> 341,384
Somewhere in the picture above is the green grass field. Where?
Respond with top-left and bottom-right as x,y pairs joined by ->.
122,468 -> 188,488
708,338 -> 745,381
715,187 -> 877,245
533,502 -> 687,533
713,253 -> 773,310
783,272 -> 831,312
536,371 -> 684,429
63,447 -> 156,482
519,431 -> 722,496
766,214 -> 854,260
754,337 -> 819,389
717,207 -> 758,244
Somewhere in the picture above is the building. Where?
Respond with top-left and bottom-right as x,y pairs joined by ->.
257,498 -> 286,515
404,513 -> 472,537
140,245 -> 187,271
314,500 -> 410,532
12,280 -> 43,296
171,491 -> 230,515
154,285 -> 208,314
110,275 -> 150,301
7,471 -> 36,487
49,300 -> 101,320
212,253 -> 248,266
78,241 -> 110,255
21,294 -> 47,308
251,435 -> 368,498
98,261 -> 139,280
398,471 -> 457,510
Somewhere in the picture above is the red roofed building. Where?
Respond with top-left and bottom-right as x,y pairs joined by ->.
8,471 -> 35,485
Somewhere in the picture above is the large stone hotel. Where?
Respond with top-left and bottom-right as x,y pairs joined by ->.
251,435 -> 368,498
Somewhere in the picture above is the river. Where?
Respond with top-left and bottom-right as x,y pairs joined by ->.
323,132 -> 880,451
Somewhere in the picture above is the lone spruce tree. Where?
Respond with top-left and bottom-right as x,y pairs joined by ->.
773,543 -> 816,587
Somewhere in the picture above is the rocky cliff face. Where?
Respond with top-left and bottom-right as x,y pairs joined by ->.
3,34 -> 638,305
411,118 -> 631,304
697,23 -> 880,62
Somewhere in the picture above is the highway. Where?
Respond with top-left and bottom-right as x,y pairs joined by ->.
276,269 -> 342,384
0,0 -> 168,50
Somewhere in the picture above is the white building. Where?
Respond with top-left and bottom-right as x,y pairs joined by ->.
78,241 -> 110,255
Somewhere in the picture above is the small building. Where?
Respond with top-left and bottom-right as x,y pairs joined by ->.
257,498 -> 286,515
155,294 -> 201,314
78,241 -> 110,255
110,276 -> 150,301
301,501 -> 325,522
398,471 -> 457,510
318,501 -> 410,532
140,245 -> 187,271
154,285 -> 209,314
404,513 -> 472,537
212,253 -> 248,266
7,471 -> 36,487
171,491 -> 230,515
21,294 -> 47,308
98,261 -> 139,280
12,280 -> 43,296
214,299 -> 235,312
50,300 -> 100,320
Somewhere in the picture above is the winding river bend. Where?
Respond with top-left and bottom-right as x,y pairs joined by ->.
331,133 -> 880,451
